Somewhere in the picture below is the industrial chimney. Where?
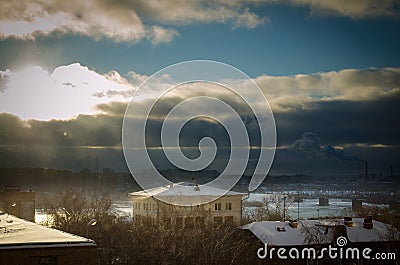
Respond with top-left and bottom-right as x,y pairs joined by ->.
365,161 -> 368,178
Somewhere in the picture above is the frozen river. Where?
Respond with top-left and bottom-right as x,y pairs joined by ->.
245,193 -> 388,220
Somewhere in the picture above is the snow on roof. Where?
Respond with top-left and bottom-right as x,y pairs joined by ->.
242,218 -> 397,246
130,182 -> 246,198
0,214 -> 96,248
243,220 -> 320,246
345,218 -> 392,243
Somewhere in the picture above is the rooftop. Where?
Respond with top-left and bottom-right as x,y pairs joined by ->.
0,214 -> 96,249
130,182 -> 247,205
130,182 -> 246,198
243,218 -> 398,246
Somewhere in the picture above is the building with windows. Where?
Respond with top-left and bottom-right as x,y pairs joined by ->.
0,186 -> 35,222
0,214 -> 97,265
130,182 -> 246,227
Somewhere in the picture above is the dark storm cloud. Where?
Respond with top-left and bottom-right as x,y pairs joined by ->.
0,112 -> 123,147
322,145 -> 363,162
276,93 -> 400,147
0,94 -> 262,173
1,84 -> 399,174
137,88 -> 262,173
0,90 -> 260,149
0,144 -> 128,172
0,110 -> 127,170
271,145 -> 400,176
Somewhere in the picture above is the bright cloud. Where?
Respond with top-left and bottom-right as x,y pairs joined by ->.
0,0 -> 397,43
0,0 -> 265,43
254,67 -> 400,112
0,63 -> 140,120
1,64 -> 399,121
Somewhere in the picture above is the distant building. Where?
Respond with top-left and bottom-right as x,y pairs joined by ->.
0,186 -> 35,222
352,198 -> 363,212
319,197 -> 329,206
0,214 -> 97,265
130,182 -> 246,227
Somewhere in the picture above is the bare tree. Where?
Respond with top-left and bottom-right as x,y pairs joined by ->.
243,193 -> 293,222
43,189 -> 257,265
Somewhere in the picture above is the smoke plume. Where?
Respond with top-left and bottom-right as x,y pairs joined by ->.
292,132 -> 363,162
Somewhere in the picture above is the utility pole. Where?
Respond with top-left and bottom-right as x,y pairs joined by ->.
297,192 -> 300,221
283,196 -> 287,222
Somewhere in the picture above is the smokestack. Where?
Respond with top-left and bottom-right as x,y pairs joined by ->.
365,161 -> 368,177
391,165 -> 393,177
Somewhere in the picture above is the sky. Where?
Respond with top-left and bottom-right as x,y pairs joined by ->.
0,0 -> 399,177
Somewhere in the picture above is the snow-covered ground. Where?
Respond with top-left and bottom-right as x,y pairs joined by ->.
244,193 -> 388,220
35,201 -> 133,224
35,194 -> 389,223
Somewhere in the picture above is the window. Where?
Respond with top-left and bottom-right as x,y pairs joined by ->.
176,217 -> 183,229
163,217 -> 171,229
224,216 -> 234,225
195,216 -> 205,227
214,203 -> 221,211
225,203 -> 232,210
214,216 -> 223,225
185,217 -> 194,228
144,216 -> 152,226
